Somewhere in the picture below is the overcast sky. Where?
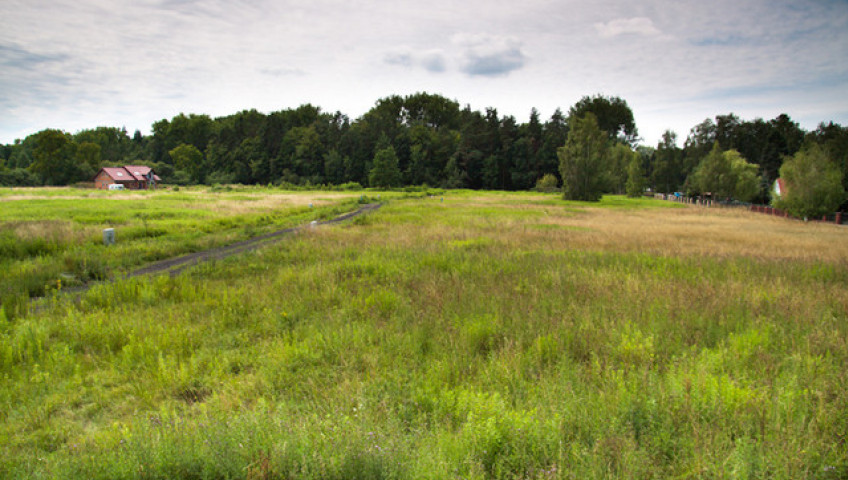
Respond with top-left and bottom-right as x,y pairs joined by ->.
1,0 -> 847,146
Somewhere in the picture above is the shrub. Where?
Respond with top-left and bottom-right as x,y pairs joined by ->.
535,174 -> 559,192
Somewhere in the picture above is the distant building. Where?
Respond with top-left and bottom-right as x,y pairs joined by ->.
94,166 -> 161,190
773,178 -> 786,199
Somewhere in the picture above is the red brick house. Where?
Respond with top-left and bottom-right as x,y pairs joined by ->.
94,166 -> 161,190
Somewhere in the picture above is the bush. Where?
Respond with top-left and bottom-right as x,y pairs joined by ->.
535,174 -> 559,192
0,168 -> 39,186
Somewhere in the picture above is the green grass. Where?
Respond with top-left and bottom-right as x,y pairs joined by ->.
0,191 -> 846,479
0,186 -> 377,303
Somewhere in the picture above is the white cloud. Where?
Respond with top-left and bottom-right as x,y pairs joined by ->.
420,50 -> 447,73
383,35 -> 529,78
594,17 -> 660,38
451,33 -> 527,77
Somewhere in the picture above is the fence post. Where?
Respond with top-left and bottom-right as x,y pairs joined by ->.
836,212 -> 842,225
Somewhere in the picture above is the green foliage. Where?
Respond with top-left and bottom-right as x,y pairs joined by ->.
534,173 -> 558,192
569,94 -> 638,144
610,143 -> 637,194
651,130 -> 683,193
4,96 -> 841,198
728,149 -> 761,202
28,129 -> 84,185
168,143 -> 204,184
369,145 -> 402,188
558,113 -> 611,201
0,168 -> 39,186
775,143 -> 846,218
689,143 -> 761,201
625,153 -> 646,197
75,142 -> 101,170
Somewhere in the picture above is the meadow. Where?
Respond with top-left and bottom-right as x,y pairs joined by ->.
1,188 -> 847,479
0,186 -> 370,313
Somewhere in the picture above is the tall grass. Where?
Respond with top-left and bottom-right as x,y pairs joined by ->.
0,192 -> 846,479
0,187 -> 371,305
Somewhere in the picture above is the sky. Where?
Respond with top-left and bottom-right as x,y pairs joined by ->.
1,0 -> 847,146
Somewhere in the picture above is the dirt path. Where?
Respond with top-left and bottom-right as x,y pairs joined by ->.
38,203 -> 381,304
127,202 -> 381,278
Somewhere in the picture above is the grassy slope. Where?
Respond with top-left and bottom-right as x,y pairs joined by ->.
1,191 -> 847,479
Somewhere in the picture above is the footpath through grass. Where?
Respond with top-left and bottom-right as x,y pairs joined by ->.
0,186 -> 370,310
1,192 -> 846,479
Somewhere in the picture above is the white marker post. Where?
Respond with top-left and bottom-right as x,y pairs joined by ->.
103,228 -> 116,246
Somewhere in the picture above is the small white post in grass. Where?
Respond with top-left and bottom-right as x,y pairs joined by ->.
103,228 -> 116,246
310,221 -> 318,228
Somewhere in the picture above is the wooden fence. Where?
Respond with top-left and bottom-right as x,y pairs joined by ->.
652,193 -> 844,225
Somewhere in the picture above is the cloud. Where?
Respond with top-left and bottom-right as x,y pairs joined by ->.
0,42 -> 69,68
260,67 -> 306,77
383,48 -> 414,67
420,50 -> 447,73
383,48 -> 447,73
452,34 -> 526,77
595,17 -> 661,38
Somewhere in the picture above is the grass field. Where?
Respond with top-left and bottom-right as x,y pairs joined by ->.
0,186 -> 374,310
1,188 -> 847,479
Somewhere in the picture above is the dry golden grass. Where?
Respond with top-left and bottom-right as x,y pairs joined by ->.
338,194 -> 848,265
5,220 -> 98,244
208,192 -> 361,214
532,204 -> 848,263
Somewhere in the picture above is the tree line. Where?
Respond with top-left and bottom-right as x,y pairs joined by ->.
1,92 -> 846,211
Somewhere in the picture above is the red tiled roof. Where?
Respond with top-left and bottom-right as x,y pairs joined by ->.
97,166 -> 161,183
100,167 -> 133,182
124,165 -> 162,182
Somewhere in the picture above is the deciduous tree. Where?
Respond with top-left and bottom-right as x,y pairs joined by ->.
558,113 -> 610,201
626,153 -> 646,198
369,144 -> 402,188
568,94 -> 638,145
775,143 -> 845,218
169,143 -> 204,184
689,143 -> 761,202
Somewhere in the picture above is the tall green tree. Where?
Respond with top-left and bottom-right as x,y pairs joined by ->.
651,130 -> 682,193
775,143 -> 846,218
29,129 -> 81,185
323,149 -> 346,185
558,113 -> 610,201
568,95 -> 638,145
169,143 -> 204,184
369,145 -> 402,188
76,142 -> 101,171
609,143 -> 636,194
809,121 -> 848,195
625,153 -> 646,198
726,149 -> 761,202
689,143 -> 760,202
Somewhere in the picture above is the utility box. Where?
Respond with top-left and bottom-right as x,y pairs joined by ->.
103,228 -> 116,246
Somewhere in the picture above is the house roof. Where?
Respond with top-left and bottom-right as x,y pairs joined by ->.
100,167 -> 133,183
124,165 -> 162,182
97,166 -> 161,183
